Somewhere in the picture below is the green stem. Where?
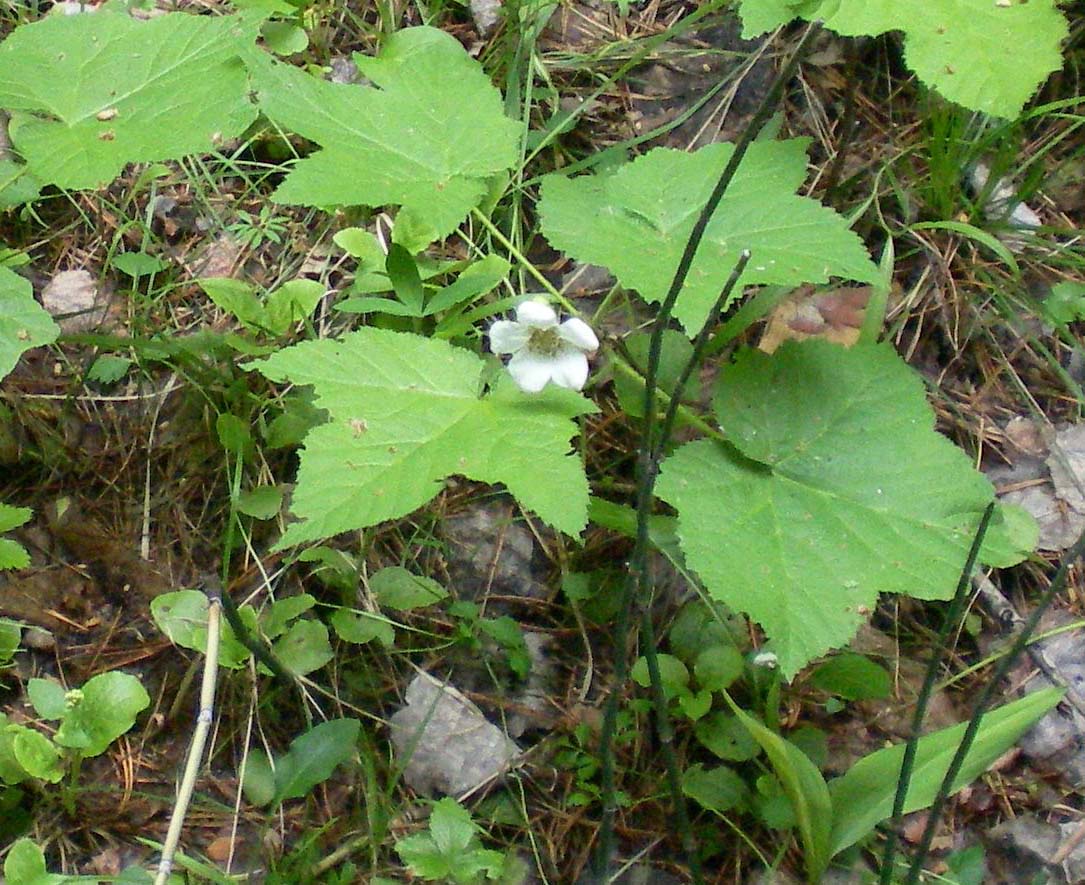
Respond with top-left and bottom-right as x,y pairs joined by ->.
593,22 -> 822,879
902,522 -> 1085,885
638,606 -> 703,882
470,208 -> 572,312
879,503 -> 994,885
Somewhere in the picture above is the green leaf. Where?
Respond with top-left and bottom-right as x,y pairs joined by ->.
151,589 -> 252,668
12,727 -> 63,783
0,266 -> 59,379
0,11 -> 259,189
694,645 -> 746,693
946,844 -> 987,885
395,832 -> 454,880
86,355 -> 132,385
230,0 -> 296,15
656,341 -> 1015,677
738,0 -> 820,35
0,619 -> 20,665
396,798 -> 505,883
429,797 -> 479,855
248,328 -> 594,546
54,671 -> 150,756
241,748 -> 277,807
727,700 -> 833,882
539,140 -> 878,334
385,244 -> 425,317
828,686 -> 1063,857
425,254 -> 510,317
811,653 -> 891,701
911,220 -> 1019,277
260,20 -> 308,56
0,504 -> 31,570
0,159 -> 42,209
237,485 -> 284,519
370,566 -> 448,611
1042,281 -> 1085,327
259,594 -> 316,639
270,619 -> 333,676
667,599 -> 747,665
330,609 -> 395,647
274,718 -> 360,802
695,711 -> 762,762
682,763 -> 749,813
678,688 -> 713,721
754,774 -> 799,830
216,413 -> 252,456
631,653 -> 689,699
199,277 -> 264,330
264,391 -> 326,450
27,679 -> 67,721
0,504 -> 30,534
253,27 -> 519,241
0,717 -> 30,784
112,252 -> 168,278
333,227 -> 385,265
740,0 -> 1068,119
0,539 -> 29,570
4,838 -> 60,885
263,279 -> 324,336
478,616 -> 531,680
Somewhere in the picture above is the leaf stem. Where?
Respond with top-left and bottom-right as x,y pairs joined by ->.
878,502 -> 994,885
902,522 -> 1085,885
638,605 -> 703,882
470,208 -> 573,312
593,22 -> 821,880
656,250 -> 751,452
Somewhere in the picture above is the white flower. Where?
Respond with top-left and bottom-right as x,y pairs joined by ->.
489,300 -> 599,393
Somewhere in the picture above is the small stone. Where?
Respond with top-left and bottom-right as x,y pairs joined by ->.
389,672 -> 519,796
22,626 -> 55,651
42,270 -> 109,334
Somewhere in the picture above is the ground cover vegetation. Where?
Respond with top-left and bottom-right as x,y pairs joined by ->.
0,0 -> 1082,882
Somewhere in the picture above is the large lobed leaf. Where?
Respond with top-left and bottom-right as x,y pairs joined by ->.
249,329 -> 594,547
0,10 -> 259,189
539,139 -> 878,335
253,27 -> 520,241
739,0 -> 1068,119
656,341 -> 1028,678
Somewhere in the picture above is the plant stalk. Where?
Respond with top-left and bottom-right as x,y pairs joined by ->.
593,22 -> 821,880
903,525 -> 1085,885
154,585 -> 222,885
878,503 -> 994,885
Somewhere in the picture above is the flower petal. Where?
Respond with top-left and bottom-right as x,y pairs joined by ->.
507,350 -> 556,393
558,317 -> 599,352
489,320 -> 530,354
515,300 -> 558,328
547,348 -> 590,390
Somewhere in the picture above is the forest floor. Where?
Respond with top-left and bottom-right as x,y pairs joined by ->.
1,1 -> 1084,883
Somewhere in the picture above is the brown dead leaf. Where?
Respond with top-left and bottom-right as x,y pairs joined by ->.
1003,416 -> 1048,458
205,835 -> 235,863
759,285 -> 873,354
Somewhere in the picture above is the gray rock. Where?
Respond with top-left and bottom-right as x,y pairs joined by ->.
984,814 -> 1085,884
389,671 -> 520,797
441,500 -> 550,605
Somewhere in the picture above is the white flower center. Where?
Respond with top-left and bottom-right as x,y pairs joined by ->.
527,327 -> 563,357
